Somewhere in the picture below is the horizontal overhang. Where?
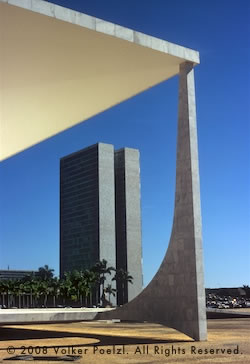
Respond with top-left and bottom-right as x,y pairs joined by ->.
0,0 -> 200,161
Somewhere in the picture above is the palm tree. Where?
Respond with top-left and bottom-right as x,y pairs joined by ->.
82,269 -> 98,307
66,271 -> 81,303
21,274 -> 37,307
112,268 -> 133,305
6,280 -> 15,308
2,279 -> 16,308
39,280 -> 52,307
0,280 -> 7,307
104,284 -> 116,305
22,280 -> 31,308
37,265 -> 54,281
92,259 -> 114,306
50,277 -> 60,307
31,279 -> 43,307
15,281 -> 24,308
60,272 -> 74,305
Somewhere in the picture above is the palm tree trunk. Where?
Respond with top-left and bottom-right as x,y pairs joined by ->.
95,288 -> 98,306
122,283 -> 124,305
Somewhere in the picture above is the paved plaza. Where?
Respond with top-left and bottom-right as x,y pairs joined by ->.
0,317 -> 249,363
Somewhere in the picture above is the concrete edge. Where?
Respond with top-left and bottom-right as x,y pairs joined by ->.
206,308 -> 250,319
0,308 -> 116,325
1,0 -> 200,64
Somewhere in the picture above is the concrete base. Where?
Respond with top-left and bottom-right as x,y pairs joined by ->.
0,308 -> 114,325
0,307 -> 249,327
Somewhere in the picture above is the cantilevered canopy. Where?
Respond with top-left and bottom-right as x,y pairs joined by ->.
0,0 -> 199,161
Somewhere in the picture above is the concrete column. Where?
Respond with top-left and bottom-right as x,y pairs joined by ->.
172,61 -> 207,340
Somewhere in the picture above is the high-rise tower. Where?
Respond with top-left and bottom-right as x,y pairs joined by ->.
60,143 -> 142,305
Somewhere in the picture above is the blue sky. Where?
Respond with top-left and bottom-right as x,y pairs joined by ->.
0,0 -> 249,288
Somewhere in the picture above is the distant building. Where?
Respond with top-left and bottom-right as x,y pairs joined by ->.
60,143 -> 143,305
0,269 -> 39,281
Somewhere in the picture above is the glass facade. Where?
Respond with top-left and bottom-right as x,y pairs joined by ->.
60,145 -> 99,276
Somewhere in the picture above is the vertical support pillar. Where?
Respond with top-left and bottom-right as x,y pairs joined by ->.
173,61 -> 207,340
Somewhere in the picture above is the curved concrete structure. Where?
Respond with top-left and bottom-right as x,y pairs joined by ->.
98,62 -> 207,341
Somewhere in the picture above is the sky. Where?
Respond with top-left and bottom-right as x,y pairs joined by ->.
0,0 -> 249,288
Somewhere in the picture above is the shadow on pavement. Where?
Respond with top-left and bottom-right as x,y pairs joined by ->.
0,325 -> 193,349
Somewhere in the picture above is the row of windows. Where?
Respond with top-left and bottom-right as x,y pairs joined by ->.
61,148 -> 98,165
61,210 -> 97,219
61,226 -> 97,234
61,181 -> 98,195
61,216 -> 98,225
62,246 -> 96,255
61,208 -> 98,220
61,197 -> 98,210
62,192 -> 97,203
61,209 -> 98,221
61,181 -> 97,194
61,235 -> 97,242
62,193 -> 98,203
61,223 -> 97,232
62,154 -> 97,167
61,199 -> 96,210
61,218 -> 98,227
62,250 -> 97,258
62,148 -> 97,160
61,190 -> 97,203
62,240 -> 98,248
61,156 -> 98,171
61,166 -> 98,181
62,252 -> 97,261
61,198 -> 98,209
61,241 -> 98,249
60,179 -> 98,196
61,201 -> 97,214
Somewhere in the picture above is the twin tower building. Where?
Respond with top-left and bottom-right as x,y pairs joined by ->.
60,143 -> 143,305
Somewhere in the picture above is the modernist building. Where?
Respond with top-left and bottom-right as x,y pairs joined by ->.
60,143 -> 142,305
0,270 -> 39,281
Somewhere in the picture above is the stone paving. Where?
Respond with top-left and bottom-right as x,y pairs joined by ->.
0,318 -> 249,363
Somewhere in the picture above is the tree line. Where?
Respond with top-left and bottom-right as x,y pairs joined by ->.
0,260 -> 133,308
